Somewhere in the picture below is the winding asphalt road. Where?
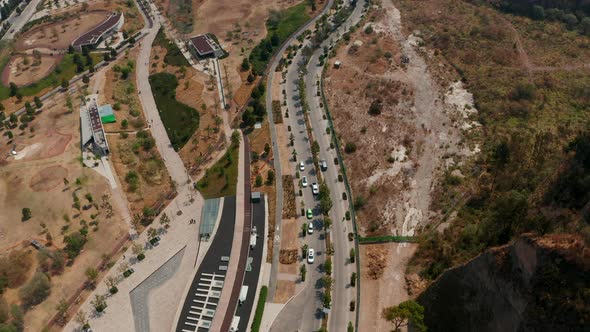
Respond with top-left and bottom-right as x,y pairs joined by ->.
1,0 -> 43,41
268,1 -> 367,331
303,2 -> 367,330
265,0 -> 335,304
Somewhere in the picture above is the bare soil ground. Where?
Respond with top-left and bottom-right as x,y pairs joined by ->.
359,243 -> 418,331
100,49 -> 147,133
16,10 -> 110,51
89,51 -> 173,217
274,279 -> 296,304
1,54 -> 62,86
324,2 -> 475,237
0,89 -> 127,331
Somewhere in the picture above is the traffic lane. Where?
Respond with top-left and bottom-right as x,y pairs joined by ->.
174,196 -> 237,332
235,195 -> 266,332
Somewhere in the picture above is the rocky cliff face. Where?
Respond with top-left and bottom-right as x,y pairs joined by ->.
417,234 -> 590,332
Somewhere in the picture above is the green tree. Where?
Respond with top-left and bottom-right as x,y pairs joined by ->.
349,248 -> 356,263
382,300 -> 427,332
255,175 -> 263,187
63,232 -> 87,259
299,264 -> 306,281
240,57 -> 249,71
581,17 -> 590,36
8,83 -> 17,97
564,13 -> 578,29
33,96 -> 42,108
266,170 -> 275,185
324,257 -> 332,276
531,5 -> 545,20
82,75 -> 90,84
319,183 -> 332,215
61,79 -> 69,89
21,208 -> 32,221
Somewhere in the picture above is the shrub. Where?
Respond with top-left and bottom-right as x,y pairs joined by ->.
63,232 -> 87,259
344,142 -> 357,153
21,208 -> 32,221
368,99 -> 382,115
251,286 -> 268,332
19,272 -> 51,307
364,25 -> 373,34
255,175 -> 263,187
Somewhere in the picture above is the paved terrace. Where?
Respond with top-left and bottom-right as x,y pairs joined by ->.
174,197 -> 237,332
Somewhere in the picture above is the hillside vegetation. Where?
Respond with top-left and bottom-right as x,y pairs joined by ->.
394,0 -> 590,285
148,72 -> 199,150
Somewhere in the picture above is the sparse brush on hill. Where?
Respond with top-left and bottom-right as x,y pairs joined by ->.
397,0 -> 590,285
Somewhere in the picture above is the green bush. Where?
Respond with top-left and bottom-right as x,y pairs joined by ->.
249,3 -> 311,74
63,232 -> 87,259
153,28 -> 189,67
148,72 -> 199,150
251,286 -> 268,332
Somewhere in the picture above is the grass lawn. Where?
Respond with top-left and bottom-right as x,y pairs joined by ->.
0,52 -> 103,100
197,140 -> 240,198
153,28 -> 190,67
249,2 -> 311,74
148,72 -> 199,150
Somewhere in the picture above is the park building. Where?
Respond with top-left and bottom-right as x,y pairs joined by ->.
72,12 -> 124,51
187,34 -> 223,59
80,98 -> 111,156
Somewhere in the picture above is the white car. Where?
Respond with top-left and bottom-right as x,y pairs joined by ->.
308,222 -> 314,234
299,161 -> 305,172
307,248 -> 315,264
301,176 -> 308,187
311,183 -> 319,195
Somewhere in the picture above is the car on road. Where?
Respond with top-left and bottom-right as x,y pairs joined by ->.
301,176 -> 308,187
308,222 -> 314,234
307,248 -> 315,263
311,183 -> 319,195
299,161 -> 305,171
306,208 -> 313,219
320,160 -> 328,171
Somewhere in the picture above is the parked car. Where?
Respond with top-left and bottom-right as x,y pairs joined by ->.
307,248 -> 315,263
320,160 -> 328,171
311,183 -> 319,195
301,176 -> 308,187
306,208 -> 313,219
308,222 -> 314,234
149,236 -> 161,246
299,161 -> 305,171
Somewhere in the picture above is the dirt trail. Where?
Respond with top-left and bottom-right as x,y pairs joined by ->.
500,15 -> 590,76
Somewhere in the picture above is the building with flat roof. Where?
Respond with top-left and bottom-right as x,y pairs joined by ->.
187,34 -> 223,58
81,98 -> 110,156
72,12 -> 124,51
